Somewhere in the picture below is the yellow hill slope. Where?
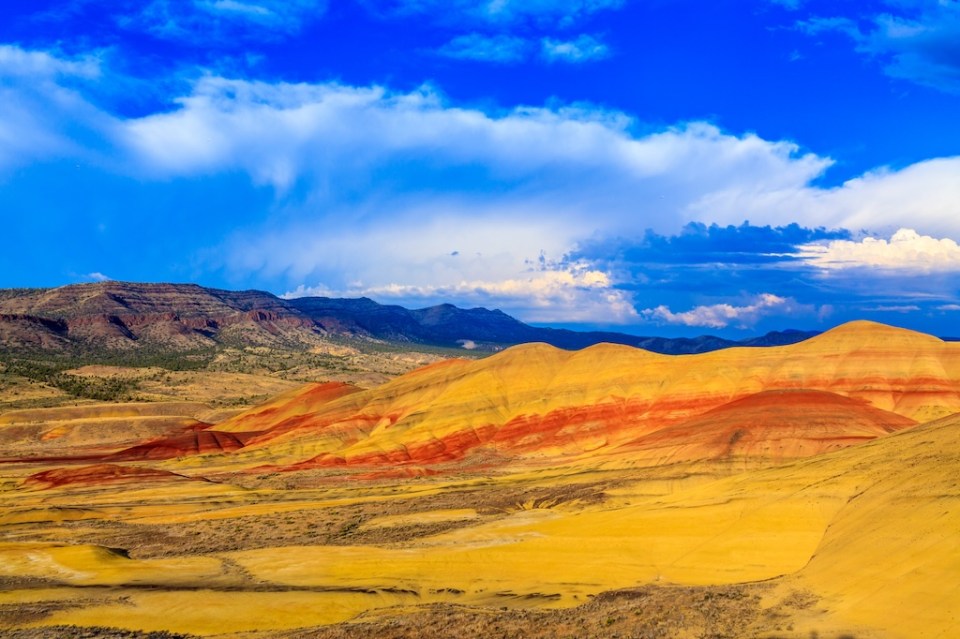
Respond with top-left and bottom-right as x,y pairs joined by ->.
1,322 -> 957,637
189,321 -> 960,472
220,409 -> 959,638
785,412 -> 960,637
6,413 -> 957,637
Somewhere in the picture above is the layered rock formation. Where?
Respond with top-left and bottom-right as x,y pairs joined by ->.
0,282 -> 316,351
121,320 -> 957,472
2,320 -> 958,638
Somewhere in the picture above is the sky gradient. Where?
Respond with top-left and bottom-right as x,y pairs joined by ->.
2,0 -> 959,337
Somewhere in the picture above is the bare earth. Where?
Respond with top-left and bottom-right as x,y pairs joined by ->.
2,322 -> 959,639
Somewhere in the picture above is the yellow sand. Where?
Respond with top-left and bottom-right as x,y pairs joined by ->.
4,416 -> 958,637
33,590 -> 426,635
0,542 -> 224,586
231,414 -> 960,637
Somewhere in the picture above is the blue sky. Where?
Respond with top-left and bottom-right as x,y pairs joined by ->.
2,0 -> 960,337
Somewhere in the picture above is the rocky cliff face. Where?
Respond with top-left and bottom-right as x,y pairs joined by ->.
0,281 -> 821,355
0,282 -> 321,352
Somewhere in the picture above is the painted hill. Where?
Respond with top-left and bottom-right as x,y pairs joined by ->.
0,281 -> 817,356
1,320 -> 958,638
208,409 -> 960,639
111,320 -> 955,475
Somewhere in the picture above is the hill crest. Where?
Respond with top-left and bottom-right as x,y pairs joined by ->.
152,320 -> 960,473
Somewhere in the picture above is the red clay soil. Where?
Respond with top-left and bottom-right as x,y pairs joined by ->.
620,388 -> 917,462
281,389 -> 920,474
283,395 -> 747,471
107,428 -> 262,461
24,463 -> 192,489
219,382 -> 362,433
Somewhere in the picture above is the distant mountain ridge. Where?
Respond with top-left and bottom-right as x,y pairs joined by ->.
0,281 -> 820,355
288,295 -> 820,352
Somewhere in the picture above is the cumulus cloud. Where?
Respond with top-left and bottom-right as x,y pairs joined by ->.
119,77 -> 833,216
798,228 -> 960,273
692,156 -> 960,240
84,272 -> 113,282
573,222 -> 849,267
6,45 -> 960,325
285,262 -> 638,323
119,76 -> 849,307
239,209 -> 598,321
437,33 -> 530,63
541,34 -> 610,62
641,294 -> 811,329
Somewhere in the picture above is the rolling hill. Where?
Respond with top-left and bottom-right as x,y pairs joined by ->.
123,320 -> 955,475
0,320 -> 957,638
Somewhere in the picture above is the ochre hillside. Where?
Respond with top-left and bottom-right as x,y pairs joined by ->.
156,320 -> 960,473
1,320 -> 957,638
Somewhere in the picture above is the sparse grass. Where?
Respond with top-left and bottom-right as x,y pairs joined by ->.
276,584 -> 784,639
0,335 -> 480,410
1,626 -> 201,639
0,359 -> 141,402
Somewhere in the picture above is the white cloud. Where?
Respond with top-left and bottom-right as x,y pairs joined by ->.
84,272 -> 113,282
366,0 -> 624,27
6,45 -> 960,324
202,0 -> 274,18
437,33 -> 530,63
143,78 -> 835,320
541,34 -> 610,63
691,157 -> 960,240
796,3 -> 960,94
939,304 -> 960,312
20,50 -> 957,251
0,46 -> 110,172
797,228 -> 960,273
127,0 -> 327,41
119,77 -> 833,217
863,304 -> 921,313
0,45 -> 100,79
285,262 -> 638,323
641,293 -> 810,329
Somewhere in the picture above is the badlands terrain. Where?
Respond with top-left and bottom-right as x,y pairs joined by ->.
0,282 -> 819,417
0,318 -> 958,638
